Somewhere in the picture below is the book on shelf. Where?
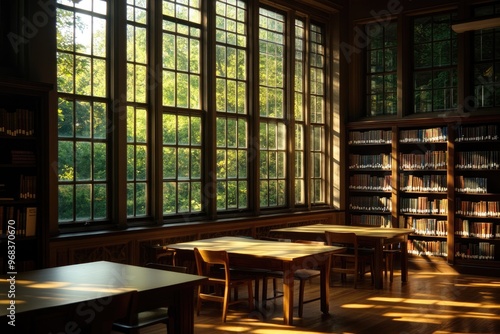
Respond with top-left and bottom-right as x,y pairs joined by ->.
19,175 -> 36,199
348,153 -> 391,169
0,181 -> 14,201
456,125 -> 498,142
0,108 -> 35,137
455,242 -> 495,260
25,207 -> 37,237
455,176 -> 488,193
348,129 -> 392,144
408,239 -> 447,257
455,151 -> 499,170
0,206 -> 36,237
400,174 -> 447,192
456,199 -> 500,217
10,150 -> 36,165
399,127 -> 447,143
399,151 -> 447,170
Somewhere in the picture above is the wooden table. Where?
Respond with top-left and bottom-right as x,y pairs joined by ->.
166,236 -> 344,325
0,261 -> 206,334
270,224 -> 414,289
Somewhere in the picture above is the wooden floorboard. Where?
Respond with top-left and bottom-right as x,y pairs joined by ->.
131,258 -> 500,334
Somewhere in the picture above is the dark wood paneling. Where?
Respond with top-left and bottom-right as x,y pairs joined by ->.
48,211 -> 345,267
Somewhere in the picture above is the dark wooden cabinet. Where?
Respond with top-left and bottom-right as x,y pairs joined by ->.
0,78 -> 51,272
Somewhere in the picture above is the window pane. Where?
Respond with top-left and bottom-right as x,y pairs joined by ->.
412,12 -> 457,113
366,21 -> 398,116
259,8 -> 287,208
57,1 -> 109,224
473,3 -> 500,108
215,0 -> 248,211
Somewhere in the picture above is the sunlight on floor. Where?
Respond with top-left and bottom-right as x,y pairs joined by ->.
367,296 -> 500,309
195,321 -> 330,334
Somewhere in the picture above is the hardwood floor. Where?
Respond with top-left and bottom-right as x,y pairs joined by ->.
137,258 -> 500,334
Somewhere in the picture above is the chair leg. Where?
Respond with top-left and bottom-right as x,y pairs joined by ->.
247,281 -> 254,310
196,286 -> 201,316
222,286 -> 230,322
384,251 -> 395,283
254,278 -> 260,302
388,253 -> 394,282
298,279 -> 306,317
262,277 -> 268,307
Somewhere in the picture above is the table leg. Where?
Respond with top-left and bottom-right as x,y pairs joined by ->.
319,258 -> 331,314
282,263 -> 294,325
401,238 -> 408,283
170,288 -> 195,334
373,241 -> 384,289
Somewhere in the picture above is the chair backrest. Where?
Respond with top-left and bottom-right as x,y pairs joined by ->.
325,231 -> 358,254
145,262 -> 188,273
194,247 -> 231,281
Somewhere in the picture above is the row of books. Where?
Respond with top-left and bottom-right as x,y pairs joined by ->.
349,195 -> 392,212
350,214 -> 393,228
350,124 -> 498,146
349,174 -> 392,191
11,150 -> 36,165
455,125 -> 498,142
455,176 -> 488,194
404,217 -> 447,236
0,108 -> 35,137
399,151 -> 447,170
400,174 -> 447,192
20,175 -> 36,199
455,199 -> 500,217
455,151 -> 499,170
455,242 -> 495,260
348,154 -> 391,170
399,127 -> 447,143
400,197 -> 448,215
454,219 -> 500,238
0,175 -> 36,201
348,129 -> 392,145
0,206 -> 37,237
407,239 -> 447,257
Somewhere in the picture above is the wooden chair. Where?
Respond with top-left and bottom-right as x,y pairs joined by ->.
383,244 -> 400,282
111,263 -> 188,334
261,239 -> 323,317
324,231 -> 374,288
194,247 -> 254,322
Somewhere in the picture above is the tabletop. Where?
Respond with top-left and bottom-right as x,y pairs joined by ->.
0,261 -> 206,316
271,224 -> 414,239
166,236 -> 344,261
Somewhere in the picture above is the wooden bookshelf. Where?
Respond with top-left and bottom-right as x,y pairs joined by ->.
347,128 -> 394,228
452,122 -> 500,267
0,78 -> 51,272
347,118 -> 500,274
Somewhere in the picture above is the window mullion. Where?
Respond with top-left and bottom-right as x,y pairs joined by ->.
110,0 -> 128,226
